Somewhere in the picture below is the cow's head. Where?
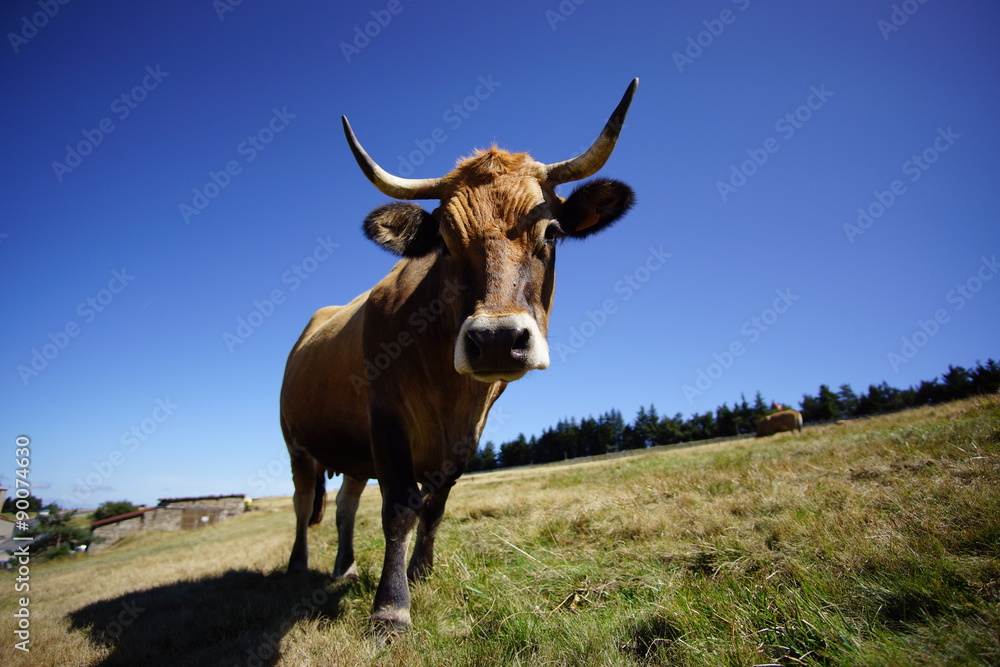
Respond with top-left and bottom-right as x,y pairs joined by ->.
343,79 -> 637,383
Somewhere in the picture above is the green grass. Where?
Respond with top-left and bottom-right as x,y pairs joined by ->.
2,395 -> 998,666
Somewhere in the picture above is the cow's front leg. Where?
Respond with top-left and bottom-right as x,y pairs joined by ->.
369,408 -> 421,631
408,480 -> 454,582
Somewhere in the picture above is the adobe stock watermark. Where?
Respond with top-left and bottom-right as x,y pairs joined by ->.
544,0 -> 588,31
213,0 -> 247,21
553,245 -> 671,362
877,0 -> 932,41
17,268 -> 134,386
179,106 -> 296,224
7,0 -> 71,54
392,404 -> 511,517
100,600 -> 145,643
248,441 -> 308,495
682,288 -> 800,403
12,436 -> 32,652
348,279 -> 467,393
671,0 -> 752,73
887,254 -> 997,372
223,236 -> 340,352
241,586 -> 331,667
340,0 -> 412,63
51,65 -> 170,182
843,126 -> 959,244
62,398 -> 179,505
394,75 -> 502,178
716,84 -> 833,202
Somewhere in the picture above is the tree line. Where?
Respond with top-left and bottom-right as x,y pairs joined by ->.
467,359 -> 1000,472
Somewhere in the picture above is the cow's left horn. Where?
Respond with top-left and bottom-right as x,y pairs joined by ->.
545,78 -> 638,185
342,116 -> 447,200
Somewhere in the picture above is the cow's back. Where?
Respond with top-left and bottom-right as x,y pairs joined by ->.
280,291 -> 375,478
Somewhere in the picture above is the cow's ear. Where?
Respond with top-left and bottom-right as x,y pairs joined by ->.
363,203 -> 441,257
558,178 -> 635,238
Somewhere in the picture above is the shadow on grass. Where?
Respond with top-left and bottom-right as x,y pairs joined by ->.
67,568 -> 356,667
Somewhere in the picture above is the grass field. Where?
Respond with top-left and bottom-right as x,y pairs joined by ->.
2,395 -> 998,666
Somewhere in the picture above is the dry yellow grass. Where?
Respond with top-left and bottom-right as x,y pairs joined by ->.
2,395 -> 998,666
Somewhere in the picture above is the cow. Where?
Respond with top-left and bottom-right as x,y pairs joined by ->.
279,79 -> 639,630
756,409 -> 803,437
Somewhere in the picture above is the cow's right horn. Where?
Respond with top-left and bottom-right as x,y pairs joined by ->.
342,116 -> 447,200
544,78 -> 638,185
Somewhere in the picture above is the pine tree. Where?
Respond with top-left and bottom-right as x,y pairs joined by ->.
971,359 -> 1000,395
500,434 -> 532,467
716,403 -> 737,437
942,365 -> 973,401
480,441 -> 498,470
837,384 -> 859,417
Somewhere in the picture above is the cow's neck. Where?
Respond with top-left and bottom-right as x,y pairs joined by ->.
368,253 -> 505,474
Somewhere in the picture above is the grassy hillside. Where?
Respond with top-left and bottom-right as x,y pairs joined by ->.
2,395 -> 998,666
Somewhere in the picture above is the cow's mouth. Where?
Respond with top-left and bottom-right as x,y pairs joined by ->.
468,369 -> 529,384
454,313 -> 550,381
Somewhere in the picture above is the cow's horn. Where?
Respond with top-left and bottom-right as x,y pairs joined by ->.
545,78 -> 638,185
342,116 -> 447,200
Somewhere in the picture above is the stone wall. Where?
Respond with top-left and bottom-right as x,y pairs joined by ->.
91,511 -> 151,551
159,495 -> 246,520
90,495 -> 246,551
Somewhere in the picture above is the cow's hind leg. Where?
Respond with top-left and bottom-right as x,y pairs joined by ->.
288,448 -> 323,574
333,475 -> 367,580
407,480 -> 454,582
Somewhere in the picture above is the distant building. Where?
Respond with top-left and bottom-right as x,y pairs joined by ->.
0,515 -> 15,541
90,508 -> 156,549
156,494 -> 248,521
90,494 -> 249,552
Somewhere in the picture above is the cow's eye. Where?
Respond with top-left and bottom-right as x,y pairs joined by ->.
543,221 -> 564,243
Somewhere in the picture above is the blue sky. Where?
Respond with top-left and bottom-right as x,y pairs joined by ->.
2,0 -> 997,508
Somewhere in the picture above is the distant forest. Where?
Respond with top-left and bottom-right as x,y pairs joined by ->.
467,358 -> 1000,472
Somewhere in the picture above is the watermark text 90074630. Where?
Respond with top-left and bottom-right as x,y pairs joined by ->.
13,435 -> 34,653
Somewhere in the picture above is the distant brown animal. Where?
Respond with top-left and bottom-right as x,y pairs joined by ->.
756,409 -> 803,437
279,80 -> 638,630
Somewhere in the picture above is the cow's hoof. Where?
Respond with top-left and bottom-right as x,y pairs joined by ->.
334,562 -> 359,583
336,572 -> 360,585
287,558 -> 308,575
370,609 -> 412,639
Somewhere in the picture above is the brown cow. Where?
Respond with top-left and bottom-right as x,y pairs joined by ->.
279,80 -> 638,630
756,409 -> 803,437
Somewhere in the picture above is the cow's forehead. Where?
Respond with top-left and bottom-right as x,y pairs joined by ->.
440,148 -> 550,237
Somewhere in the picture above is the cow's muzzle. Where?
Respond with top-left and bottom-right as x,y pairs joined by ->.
454,314 -> 550,382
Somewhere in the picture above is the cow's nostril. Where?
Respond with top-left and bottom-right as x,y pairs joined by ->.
512,329 -> 530,353
465,333 -> 483,361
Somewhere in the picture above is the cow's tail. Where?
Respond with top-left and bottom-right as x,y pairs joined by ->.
309,470 -> 327,527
